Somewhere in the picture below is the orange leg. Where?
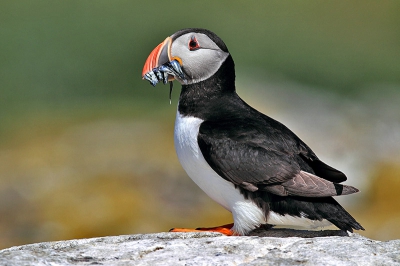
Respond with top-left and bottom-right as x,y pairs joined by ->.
169,223 -> 236,236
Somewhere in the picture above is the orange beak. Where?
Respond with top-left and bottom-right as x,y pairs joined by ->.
142,37 -> 172,78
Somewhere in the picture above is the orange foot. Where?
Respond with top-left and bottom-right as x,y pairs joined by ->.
169,223 -> 236,236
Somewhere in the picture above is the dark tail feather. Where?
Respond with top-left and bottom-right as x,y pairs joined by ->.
315,197 -> 364,232
267,195 -> 364,232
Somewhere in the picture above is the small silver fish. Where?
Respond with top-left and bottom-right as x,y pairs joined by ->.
143,59 -> 186,87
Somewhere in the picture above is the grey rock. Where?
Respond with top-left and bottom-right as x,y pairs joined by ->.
0,232 -> 399,266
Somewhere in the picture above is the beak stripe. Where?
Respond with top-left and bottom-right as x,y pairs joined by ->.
142,37 -> 172,78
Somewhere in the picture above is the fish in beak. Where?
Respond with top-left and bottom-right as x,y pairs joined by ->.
142,37 -> 186,87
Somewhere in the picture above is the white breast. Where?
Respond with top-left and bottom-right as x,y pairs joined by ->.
174,112 -> 266,235
173,111 -> 332,234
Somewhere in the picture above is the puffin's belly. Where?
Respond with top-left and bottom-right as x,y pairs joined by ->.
174,112 -> 244,210
173,112 -> 266,234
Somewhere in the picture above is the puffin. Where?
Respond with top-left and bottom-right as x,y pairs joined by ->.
141,28 -> 364,236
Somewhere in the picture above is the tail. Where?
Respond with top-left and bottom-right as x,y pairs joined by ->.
268,195 -> 364,232
316,197 -> 364,232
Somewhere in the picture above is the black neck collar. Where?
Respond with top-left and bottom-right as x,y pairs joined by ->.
178,55 -> 237,119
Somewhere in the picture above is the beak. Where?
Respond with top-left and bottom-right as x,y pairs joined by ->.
142,37 -> 172,78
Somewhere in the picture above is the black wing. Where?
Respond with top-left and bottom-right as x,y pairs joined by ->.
198,117 -> 357,197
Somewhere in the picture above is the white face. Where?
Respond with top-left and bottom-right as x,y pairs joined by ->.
170,33 -> 229,85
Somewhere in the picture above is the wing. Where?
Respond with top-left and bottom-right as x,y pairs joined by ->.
198,119 -> 357,197
301,157 -> 348,183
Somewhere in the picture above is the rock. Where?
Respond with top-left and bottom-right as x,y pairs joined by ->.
0,232 -> 399,265
247,227 -> 350,237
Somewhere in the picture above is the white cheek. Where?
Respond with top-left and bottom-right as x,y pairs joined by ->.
181,50 -> 228,84
170,33 -> 229,84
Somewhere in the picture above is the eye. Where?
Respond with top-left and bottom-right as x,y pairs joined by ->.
188,36 -> 200,51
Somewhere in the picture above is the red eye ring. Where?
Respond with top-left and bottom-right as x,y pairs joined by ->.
188,36 -> 200,51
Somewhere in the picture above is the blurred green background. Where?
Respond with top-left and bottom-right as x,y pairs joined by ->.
1,1 -> 400,249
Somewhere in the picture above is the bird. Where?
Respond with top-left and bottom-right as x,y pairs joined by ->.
141,28 -> 364,236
